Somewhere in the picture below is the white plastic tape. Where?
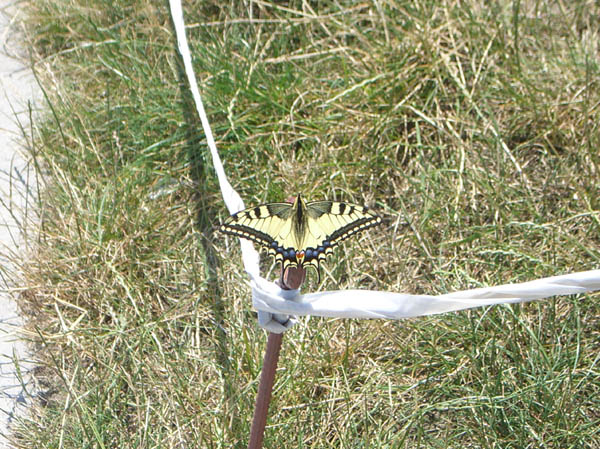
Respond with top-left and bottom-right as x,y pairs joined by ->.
252,270 -> 600,320
170,0 -> 287,331
170,0 -> 600,333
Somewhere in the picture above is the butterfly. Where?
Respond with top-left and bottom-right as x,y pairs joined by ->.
220,195 -> 381,281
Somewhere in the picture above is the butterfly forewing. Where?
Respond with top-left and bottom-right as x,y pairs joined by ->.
220,203 -> 292,248
305,201 -> 381,248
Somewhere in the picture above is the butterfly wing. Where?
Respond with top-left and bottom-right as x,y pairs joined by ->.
219,202 -> 298,269
298,201 -> 382,274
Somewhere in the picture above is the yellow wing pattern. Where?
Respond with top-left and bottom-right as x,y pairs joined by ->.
220,195 -> 381,280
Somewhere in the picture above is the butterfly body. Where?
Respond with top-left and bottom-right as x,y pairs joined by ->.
220,195 -> 381,281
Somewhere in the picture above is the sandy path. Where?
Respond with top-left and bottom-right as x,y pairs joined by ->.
0,1 -> 40,446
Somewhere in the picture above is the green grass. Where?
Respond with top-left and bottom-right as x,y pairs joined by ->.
10,0 -> 600,447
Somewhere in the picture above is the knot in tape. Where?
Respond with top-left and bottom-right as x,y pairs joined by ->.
252,276 -> 299,333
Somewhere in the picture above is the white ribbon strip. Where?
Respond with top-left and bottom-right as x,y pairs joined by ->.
170,0 -> 600,333
252,270 -> 600,320
170,0 -> 293,332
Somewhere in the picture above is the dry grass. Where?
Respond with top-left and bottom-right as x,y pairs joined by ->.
8,0 -> 600,447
